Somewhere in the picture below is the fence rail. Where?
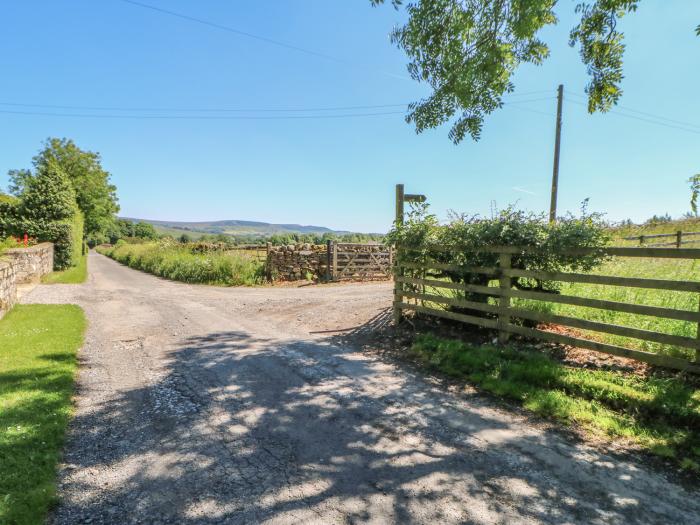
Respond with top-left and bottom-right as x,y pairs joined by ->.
622,230 -> 700,248
394,245 -> 700,374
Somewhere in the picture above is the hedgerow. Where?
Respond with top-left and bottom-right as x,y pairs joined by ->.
388,202 -> 610,298
98,240 -> 264,286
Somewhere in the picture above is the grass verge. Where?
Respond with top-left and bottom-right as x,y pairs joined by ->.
97,242 -> 264,285
411,334 -> 700,473
41,254 -> 87,284
0,305 -> 87,525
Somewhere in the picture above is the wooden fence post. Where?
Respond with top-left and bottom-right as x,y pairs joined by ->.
677,230 -> 683,249
332,241 -> 338,281
265,242 -> 272,280
696,284 -> 700,364
326,240 -> 332,281
393,184 -> 405,326
498,253 -> 512,344
393,247 -> 403,325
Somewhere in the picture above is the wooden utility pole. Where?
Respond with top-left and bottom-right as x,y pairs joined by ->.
549,84 -> 564,223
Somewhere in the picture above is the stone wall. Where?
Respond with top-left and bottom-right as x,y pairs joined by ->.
0,242 -> 54,320
266,244 -> 328,281
3,243 -> 54,284
0,260 -> 17,319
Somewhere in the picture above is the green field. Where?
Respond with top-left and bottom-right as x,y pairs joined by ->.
0,305 -> 87,525
512,256 -> 700,361
611,217 -> 700,242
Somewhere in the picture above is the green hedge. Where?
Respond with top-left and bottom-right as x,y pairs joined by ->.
98,241 -> 264,285
0,211 -> 84,270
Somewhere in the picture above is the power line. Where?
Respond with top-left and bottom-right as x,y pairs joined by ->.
503,96 -> 555,105
0,97 -> 551,114
567,98 -> 700,135
502,104 -> 553,117
0,101 -> 409,113
117,0 -> 342,62
504,90 -> 554,98
116,0 -> 409,81
0,109 -> 405,120
565,90 -> 700,131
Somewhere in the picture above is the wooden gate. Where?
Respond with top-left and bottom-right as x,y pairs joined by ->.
328,242 -> 392,281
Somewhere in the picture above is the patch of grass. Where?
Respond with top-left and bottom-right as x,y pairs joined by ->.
97,242 -> 264,285
41,254 -> 87,284
410,334 -> 700,469
0,304 -> 87,525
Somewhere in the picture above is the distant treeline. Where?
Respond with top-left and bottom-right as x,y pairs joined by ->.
175,231 -> 385,246
110,219 -> 384,246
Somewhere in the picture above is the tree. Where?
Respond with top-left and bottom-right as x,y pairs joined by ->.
133,222 -> 158,240
372,1 -> 697,143
3,160 -> 85,269
18,160 -> 77,222
689,174 -> 700,216
10,138 -> 120,242
179,233 -> 191,243
7,169 -> 33,196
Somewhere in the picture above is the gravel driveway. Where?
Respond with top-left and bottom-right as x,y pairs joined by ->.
23,252 -> 700,524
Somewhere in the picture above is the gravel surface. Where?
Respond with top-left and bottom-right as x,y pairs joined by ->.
23,252 -> 700,524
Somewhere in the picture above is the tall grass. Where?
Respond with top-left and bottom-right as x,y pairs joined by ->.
416,256 -> 700,360
98,242 -> 264,286
512,257 -> 700,360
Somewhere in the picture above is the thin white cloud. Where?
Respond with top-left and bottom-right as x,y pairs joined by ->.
512,186 -> 537,196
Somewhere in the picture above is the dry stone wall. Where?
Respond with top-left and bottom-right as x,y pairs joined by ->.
0,242 -> 54,320
0,260 -> 17,319
266,244 -> 328,281
4,243 -> 54,284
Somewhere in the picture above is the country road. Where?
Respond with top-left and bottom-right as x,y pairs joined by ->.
23,252 -> 700,524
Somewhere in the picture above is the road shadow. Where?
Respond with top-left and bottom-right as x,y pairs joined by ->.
49,329 -> 699,524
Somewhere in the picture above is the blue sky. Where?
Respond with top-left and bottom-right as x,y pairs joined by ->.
1,1 -> 699,232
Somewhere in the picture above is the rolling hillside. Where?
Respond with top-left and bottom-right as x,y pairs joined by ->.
121,218 -> 355,238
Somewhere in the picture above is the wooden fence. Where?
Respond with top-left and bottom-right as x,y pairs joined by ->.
327,242 -> 392,281
393,245 -> 700,374
623,230 -> 700,248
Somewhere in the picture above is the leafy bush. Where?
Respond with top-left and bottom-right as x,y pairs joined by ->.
98,241 -> 264,286
187,242 -> 229,254
388,203 -> 609,299
0,237 -> 18,256
0,161 -> 84,269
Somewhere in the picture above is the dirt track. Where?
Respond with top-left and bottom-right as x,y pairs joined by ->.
23,252 -> 700,524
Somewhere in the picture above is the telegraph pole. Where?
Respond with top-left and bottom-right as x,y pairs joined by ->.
549,84 -> 564,223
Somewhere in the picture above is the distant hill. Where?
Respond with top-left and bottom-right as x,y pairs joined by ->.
121,218 -> 355,238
